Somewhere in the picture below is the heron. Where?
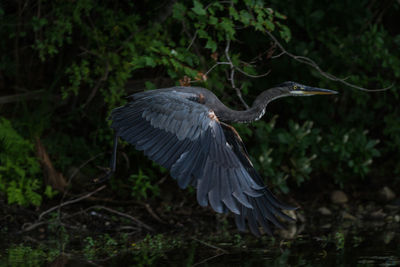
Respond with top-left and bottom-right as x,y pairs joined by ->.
105,81 -> 337,236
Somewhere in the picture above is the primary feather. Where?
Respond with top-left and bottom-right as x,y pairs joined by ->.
110,87 -> 297,236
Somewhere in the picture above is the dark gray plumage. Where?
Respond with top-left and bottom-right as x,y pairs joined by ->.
106,82 -> 337,236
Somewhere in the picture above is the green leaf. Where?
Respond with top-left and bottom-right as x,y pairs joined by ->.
208,16 -> 218,25
172,2 -> 186,20
205,39 -> 217,52
145,81 -> 156,90
265,20 -> 275,31
274,11 -> 287,20
44,185 -> 59,199
220,18 -> 235,38
239,10 -> 252,26
144,56 -> 156,67
192,0 -> 206,16
229,7 -> 239,20
197,29 -> 209,39
279,24 -> 291,42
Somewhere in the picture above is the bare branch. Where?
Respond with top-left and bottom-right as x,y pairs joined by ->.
191,237 -> 228,254
84,60 -> 109,107
265,30 -> 393,92
139,201 -> 166,224
87,205 -> 154,232
204,1 -> 232,10
39,185 -> 106,221
271,51 -> 285,59
225,39 -> 250,109
235,67 -> 271,78
58,153 -> 105,220
186,30 -> 198,51
0,90 -> 45,104
204,62 -> 230,77
193,252 -> 226,266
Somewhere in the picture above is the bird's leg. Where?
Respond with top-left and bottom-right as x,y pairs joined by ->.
94,133 -> 118,183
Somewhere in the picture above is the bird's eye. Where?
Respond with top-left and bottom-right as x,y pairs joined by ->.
293,85 -> 298,90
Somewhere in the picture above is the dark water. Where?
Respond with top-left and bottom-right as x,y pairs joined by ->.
2,222 -> 399,266
127,229 -> 399,266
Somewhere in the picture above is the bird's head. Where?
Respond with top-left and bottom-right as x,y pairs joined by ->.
278,81 -> 338,96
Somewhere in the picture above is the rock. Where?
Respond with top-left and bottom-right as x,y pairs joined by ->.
383,231 -> 395,244
331,190 -> 348,204
370,209 -> 386,220
283,209 -> 297,221
296,212 -> 306,223
278,224 -> 298,239
342,211 -> 357,221
318,207 -> 332,216
379,186 -> 396,202
321,223 -> 332,229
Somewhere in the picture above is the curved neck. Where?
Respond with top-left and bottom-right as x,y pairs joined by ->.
215,87 -> 288,123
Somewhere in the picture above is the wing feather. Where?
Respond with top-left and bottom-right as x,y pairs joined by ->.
110,90 -> 295,236
220,123 -> 297,234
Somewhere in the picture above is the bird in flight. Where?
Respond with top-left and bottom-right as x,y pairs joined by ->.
105,81 -> 337,236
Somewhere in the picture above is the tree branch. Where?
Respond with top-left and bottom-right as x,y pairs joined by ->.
225,39 -> 250,109
265,30 -> 393,92
38,185 -> 106,221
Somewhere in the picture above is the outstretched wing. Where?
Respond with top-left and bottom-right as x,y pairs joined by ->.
110,90 -> 294,235
220,123 -> 297,235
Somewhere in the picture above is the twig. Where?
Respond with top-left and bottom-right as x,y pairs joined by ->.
155,175 -> 168,185
21,221 -> 47,232
117,225 -> 140,232
191,237 -> 228,254
271,51 -> 285,59
0,90 -> 45,104
235,67 -> 271,78
88,205 -> 154,232
84,60 -> 109,107
39,185 -> 106,221
265,30 -> 393,92
186,30 -> 198,51
225,39 -> 250,109
58,205 -> 147,232
204,62 -> 230,77
204,1 -> 232,10
204,37 -> 272,109
54,153 -> 104,226
78,47 -> 110,107
68,153 -> 104,181
193,252 -> 226,267
57,153 -> 105,221
143,203 -> 166,224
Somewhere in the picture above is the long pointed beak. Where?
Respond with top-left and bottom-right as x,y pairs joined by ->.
291,86 -> 338,95
304,86 -> 338,95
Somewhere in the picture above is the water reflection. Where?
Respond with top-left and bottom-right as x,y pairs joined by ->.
2,224 -> 399,266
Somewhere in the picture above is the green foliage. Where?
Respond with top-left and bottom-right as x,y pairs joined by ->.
130,1 -> 290,91
335,232 -> 345,251
236,117 -> 321,193
83,236 -> 96,260
0,118 -> 42,206
129,169 -> 160,200
4,243 -> 60,266
236,115 -> 380,191
44,185 -> 59,199
320,128 -> 380,187
0,0 -> 399,205
6,245 -> 47,267
132,234 -> 183,265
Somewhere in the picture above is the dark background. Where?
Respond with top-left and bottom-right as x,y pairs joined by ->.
0,0 -> 399,264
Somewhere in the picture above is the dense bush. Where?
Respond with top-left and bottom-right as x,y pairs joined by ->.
0,0 -> 399,206
0,118 -> 42,206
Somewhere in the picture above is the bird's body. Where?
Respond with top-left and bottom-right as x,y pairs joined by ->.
107,82 -> 337,236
